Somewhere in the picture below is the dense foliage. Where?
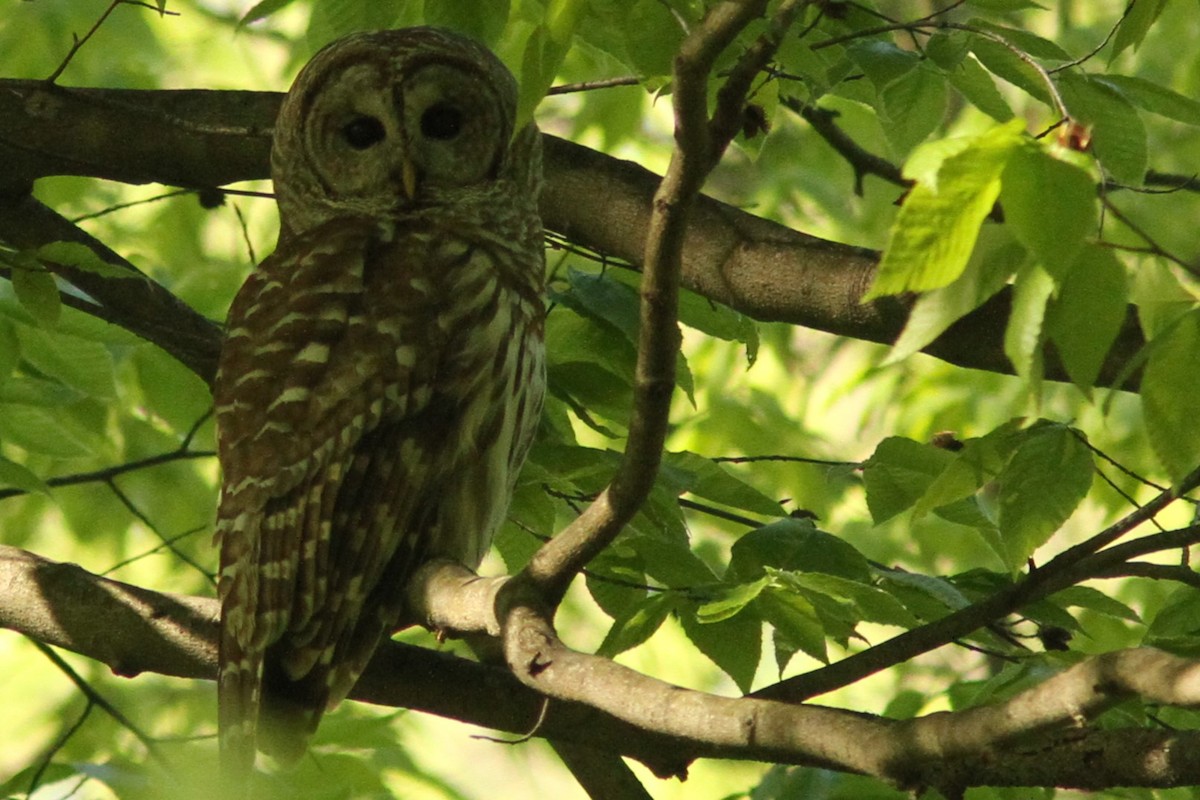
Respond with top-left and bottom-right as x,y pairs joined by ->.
1,1 -> 1199,798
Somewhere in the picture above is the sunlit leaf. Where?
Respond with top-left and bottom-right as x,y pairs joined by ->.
866,120 -> 1025,298
0,455 -> 50,495
36,241 -> 147,281
0,403 -> 95,457
1003,262 -> 1055,383
10,260 -> 60,328
697,577 -> 769,623
239,0 -> 298,26
888,233 -> 1022,363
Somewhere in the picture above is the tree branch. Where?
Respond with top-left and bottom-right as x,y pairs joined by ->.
9,545 -> 1200,793
0,80 -> 1147,388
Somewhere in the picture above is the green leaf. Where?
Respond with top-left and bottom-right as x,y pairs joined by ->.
675,285 -> 759,364
618,0 -> 686,79
0,376 -> 82,406
1003,262 -> 1055,383
697,577 -> 769,623
15,326 -> 117,401
0,404 -> 96,457
966,0 -> 1046,10
966,34 -> 1053,106
1045,244 -> 1128,393
846,40 -> 919,89
879,63 -> 949,156
1146,586 -> 1200,641
913,421 -> 1023,519
0,455 -> 50,495
943,51 -> 1015,122
1111,0 -> 1171,58
239,0 -> 297,25
1142,310 -> 1200,483
11,259 -> 60,327
729,519 -> 871,583
866,120 -> 1025,299
596,591 -> 676,657
757,587 -> 828,665
1000,144 -> 1098,278
1049,585 -> 1140,622
1058,72 -> 1148,185
862,437 -> 956,524
1098,74 -> 1200,126
516,0 -> 586,125
557,271 -> 694,401
888,233 -> 1023,362
423,0 -> 510,46
969,19 -> 1071,60
36,241 -> 146,280
662,451 -> 785,518
777,570 -> 919,628
629,534 -> 718,587
878,569 -> 972,619
679,599 -> 762,692
994,423 -> 1093,569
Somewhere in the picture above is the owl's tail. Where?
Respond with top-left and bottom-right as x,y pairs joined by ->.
256,648 -> 327,765
217,623 -> 263,797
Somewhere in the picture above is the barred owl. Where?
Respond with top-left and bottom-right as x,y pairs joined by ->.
214,27 -> 545,774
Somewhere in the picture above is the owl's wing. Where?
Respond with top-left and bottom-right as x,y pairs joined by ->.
214,217 -> 455,768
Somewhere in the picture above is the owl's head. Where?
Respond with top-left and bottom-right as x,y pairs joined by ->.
271,27 -> 533,237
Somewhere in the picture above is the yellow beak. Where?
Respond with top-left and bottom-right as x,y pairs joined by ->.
401,157 -> 418,200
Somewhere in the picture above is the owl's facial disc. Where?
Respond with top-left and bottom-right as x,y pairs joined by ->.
295,56 -> 509,211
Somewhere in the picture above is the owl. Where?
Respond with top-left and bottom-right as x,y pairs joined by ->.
213,27 -> 545,775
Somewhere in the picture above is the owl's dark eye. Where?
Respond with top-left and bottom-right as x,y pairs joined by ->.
341,115 -> 386,149
420,103 -> 464,141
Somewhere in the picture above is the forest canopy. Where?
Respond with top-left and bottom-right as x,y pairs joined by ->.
1,1 -> 1200,799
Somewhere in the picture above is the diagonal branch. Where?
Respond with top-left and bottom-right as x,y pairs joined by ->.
9,545 -> 1200,793
520,0 -> 798,605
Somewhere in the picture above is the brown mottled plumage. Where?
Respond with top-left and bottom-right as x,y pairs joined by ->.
214,27 -> 544,778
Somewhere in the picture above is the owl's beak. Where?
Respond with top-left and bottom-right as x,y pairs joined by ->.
400,157 -> 418,200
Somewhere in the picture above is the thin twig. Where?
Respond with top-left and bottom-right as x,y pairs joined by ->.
27,701 -> 94,796
1100,196 -> 1200,277
0,448 -> 215,502
70,189 -> 192,223
1047,1 -> 1134,74
30,639 -> 169,768
104,479 -> 215,583
46,1 -> 180,84
548,76 -> 642,95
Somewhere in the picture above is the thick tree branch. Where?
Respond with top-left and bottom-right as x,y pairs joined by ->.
8,545 -> 1200,793
0,80 -> 1146,388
